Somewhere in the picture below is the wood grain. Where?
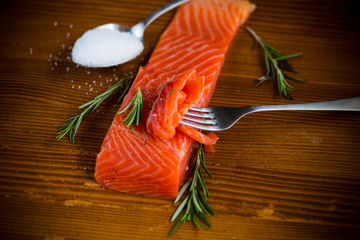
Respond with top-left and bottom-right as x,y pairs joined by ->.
1,0 -> 360,239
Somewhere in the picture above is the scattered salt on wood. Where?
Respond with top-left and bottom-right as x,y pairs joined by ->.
71,28 -> 144,67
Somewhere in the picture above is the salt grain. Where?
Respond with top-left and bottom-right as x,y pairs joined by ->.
69,24 -> 73,29
54,21 -> 58,26
29,48 -> 33,54
71,28 -> 144,67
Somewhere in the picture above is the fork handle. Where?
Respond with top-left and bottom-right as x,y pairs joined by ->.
251,97 -> 360,113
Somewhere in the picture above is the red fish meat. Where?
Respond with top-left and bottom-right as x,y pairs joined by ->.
95,0 -> 255,198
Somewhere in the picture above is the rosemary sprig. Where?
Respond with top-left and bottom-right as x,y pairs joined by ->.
56,75 -> 134,143
246,26 -> 304,100
117,87 -> 143,130
169,145 -> 214,236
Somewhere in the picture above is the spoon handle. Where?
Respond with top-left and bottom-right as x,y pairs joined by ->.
131,0 -> 190,39
143,0 -> 190,28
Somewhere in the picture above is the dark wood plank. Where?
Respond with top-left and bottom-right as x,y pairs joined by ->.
0,0 -> 360,239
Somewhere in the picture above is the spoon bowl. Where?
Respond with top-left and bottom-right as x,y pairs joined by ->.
72,0 -> 189,68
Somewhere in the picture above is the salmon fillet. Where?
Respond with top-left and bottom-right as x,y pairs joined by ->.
95,0 -> 255,198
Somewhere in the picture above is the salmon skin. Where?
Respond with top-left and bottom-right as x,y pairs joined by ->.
95,0 -> 255,199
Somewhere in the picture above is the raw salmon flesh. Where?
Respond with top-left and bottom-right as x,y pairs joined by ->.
95,0 -> 255,198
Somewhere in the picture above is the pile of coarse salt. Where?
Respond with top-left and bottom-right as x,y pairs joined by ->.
71,28 -> 144,68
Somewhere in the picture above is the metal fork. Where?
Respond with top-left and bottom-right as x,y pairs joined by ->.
180,97 -> 360,131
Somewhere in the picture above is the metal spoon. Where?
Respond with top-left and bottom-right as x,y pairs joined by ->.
72,0 -> 190,68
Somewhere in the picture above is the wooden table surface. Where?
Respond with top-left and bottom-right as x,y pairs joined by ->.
1,0 -> 360,239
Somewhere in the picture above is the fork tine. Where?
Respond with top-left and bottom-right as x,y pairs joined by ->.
179,120 -> 217,131
182,116 -> 217,125
189,107 -> 212,113
185,111 -> 214,118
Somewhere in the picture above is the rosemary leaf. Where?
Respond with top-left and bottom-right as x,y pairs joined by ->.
118,87 -> 143,130
192,212 -> 202,228
174,180 -> 191,203
192,189 -> 203,213
168,212 -> 185,236
169,145 -> 214,236
55,76 -> 134,143
197,211 -> 212,228
197,187 -> 214,215
171,195 -> 190,222
246,26 -> 304,99
275,53 -> 303,61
